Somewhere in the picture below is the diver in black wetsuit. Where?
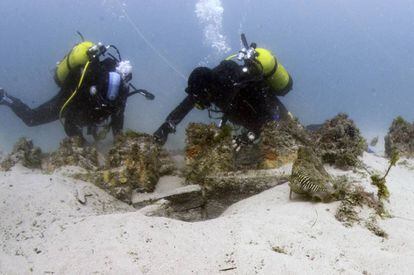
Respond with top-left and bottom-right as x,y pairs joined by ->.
0,41 -> 153,141
0,59 -> 127,139
154,35 -> 293,145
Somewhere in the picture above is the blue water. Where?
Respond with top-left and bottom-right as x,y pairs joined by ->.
1,0 -> 413,151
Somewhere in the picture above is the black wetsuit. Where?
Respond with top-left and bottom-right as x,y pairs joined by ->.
154,60 -> 292,144
3,58 -> 128,139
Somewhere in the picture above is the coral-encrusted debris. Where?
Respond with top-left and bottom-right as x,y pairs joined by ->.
313,113 -> 366,169
1,138 -> 42,171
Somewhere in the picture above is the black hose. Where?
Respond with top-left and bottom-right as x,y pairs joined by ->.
108,45 -> 122,61
128,84 -> 155,100
107,53 -> 120,62
76,31 -> 85,42
241,33 -> 249,49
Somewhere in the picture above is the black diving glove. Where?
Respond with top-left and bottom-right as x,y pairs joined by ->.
232,131 -> 257,152
153,122 -> 176,145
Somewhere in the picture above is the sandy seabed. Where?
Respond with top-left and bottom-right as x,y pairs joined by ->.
1,153 -> 413,274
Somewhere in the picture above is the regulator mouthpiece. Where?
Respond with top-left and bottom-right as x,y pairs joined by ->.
116,60 -> 133,81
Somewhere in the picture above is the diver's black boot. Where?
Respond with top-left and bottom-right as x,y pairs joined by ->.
0,88 -> 13,106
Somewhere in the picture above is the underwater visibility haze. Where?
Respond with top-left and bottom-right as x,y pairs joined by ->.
1,0 -> 414,151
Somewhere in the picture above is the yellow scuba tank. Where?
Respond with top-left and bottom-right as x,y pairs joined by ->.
226,45 -> 292,96
254,48 -> 292,96
55,41 -> 95,87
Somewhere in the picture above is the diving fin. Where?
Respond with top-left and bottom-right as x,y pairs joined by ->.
0,88 -> 13,105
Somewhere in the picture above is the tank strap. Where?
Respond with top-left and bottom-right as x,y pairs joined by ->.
59,61 -> 91,124
65,48 -> 74,71
263,57 -> 278,79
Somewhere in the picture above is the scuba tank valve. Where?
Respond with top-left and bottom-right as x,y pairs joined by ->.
230,33 -> 292,95
87,42 -> 107,59
237,33 -> 257,62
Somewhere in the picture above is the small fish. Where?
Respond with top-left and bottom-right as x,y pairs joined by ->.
289,146 -> 334,202
289,171 -> 331,201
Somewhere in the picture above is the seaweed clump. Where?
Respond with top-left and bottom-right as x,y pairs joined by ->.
1,138 -> 42,171
44,136 -> 99,172
370,150 -> 399,216
259,118 -> 310,169
313,113 -> 366,169
384,116 -> 414,157
185,123 -> 234,184
289,146 -> 334,201
97,131 -> 161,202
333,176 -> 389,238
332,151 -> 398,238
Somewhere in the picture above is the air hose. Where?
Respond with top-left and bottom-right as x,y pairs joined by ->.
59,61 -> 91,125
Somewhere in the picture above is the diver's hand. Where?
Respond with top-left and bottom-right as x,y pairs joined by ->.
153,122 -> 175,146
232,132 -> 256,152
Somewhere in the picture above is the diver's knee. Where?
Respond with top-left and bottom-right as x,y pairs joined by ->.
24,119 -> 41,127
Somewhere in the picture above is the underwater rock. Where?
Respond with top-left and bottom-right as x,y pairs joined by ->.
1,137 -> 42,171
44,136 -> 99,172
185,123 -> 234,184
289,146 -> 334,201
96,131 -> 161,202
313,113 -> 366,169
384,116 -> 414,157
259,118 -> 310,169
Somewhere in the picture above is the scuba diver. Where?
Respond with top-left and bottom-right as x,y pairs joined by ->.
0,36 -> 154,141
154,34 -> 293,146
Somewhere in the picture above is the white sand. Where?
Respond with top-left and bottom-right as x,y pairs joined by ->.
1,154 -> 414,274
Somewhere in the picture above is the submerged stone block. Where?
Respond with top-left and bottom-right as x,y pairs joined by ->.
204,168 -> 289,195
184,120 -> 306,196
